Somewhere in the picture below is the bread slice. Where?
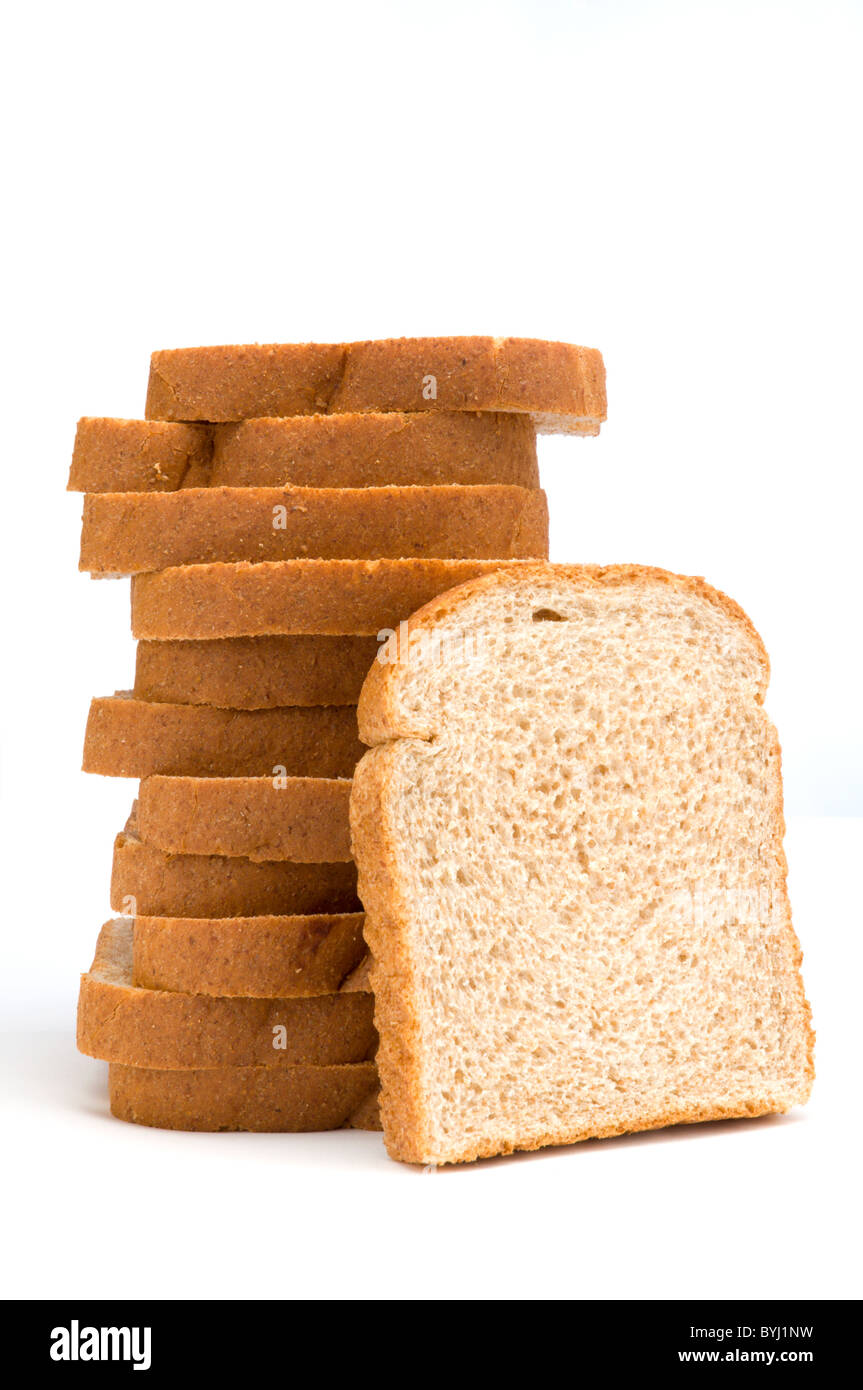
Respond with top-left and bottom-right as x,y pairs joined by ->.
107,1062 -> 380,1132
211,412 -> 538,488
137,775 -> 352,861
84,694 -> 362,778
133,635 -> 380,708
77,919 -> 375,1068
145,337 -> 606,434
111,812 -> 360,918
68,418 -> 211,492
69,411 -> 539,491
79,484 -> 548,573
131,558 -> 533,639
349,563 -> 814,1165
133,912 -> 366,996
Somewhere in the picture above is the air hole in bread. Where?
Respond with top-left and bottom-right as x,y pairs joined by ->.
532,608 -> 566,622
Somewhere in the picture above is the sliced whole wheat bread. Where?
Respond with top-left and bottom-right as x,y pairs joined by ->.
69,411 -> 539,492
210,412 -> 537,487
111,812 -> 360,918
133,635 -> 380,708
131,558 -> 532,639
145,337 -> 606,433
137,775 -> 352,861
77,919 -> 375,1068
133,912 -> 366,997
107,1063 -> 380,1132
84,694 -> 362,778
79,484 -> 548,574
69,418 -> 211,492
349,563 -> 814,1165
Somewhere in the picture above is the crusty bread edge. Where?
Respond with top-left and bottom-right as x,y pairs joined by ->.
350,743 -> 432,1161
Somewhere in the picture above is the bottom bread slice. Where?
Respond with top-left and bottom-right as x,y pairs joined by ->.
108,1063 -> 381,1132
112,809 -> 360,917
77,919 -> 376,1068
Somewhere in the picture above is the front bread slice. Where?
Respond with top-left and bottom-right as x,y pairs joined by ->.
349,563 -> 814,1165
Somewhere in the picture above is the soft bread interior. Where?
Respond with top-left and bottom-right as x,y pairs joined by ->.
352,566 -> 813,1165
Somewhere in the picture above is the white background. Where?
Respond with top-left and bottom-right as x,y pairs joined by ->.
1,0 -> 861,1300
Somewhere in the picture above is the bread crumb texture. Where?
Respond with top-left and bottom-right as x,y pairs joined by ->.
350,563 -> 814,1165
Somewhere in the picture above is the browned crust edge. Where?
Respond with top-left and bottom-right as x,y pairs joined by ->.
351,744 -> 431,1159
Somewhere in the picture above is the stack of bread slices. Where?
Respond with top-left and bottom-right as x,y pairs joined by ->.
71,337 -> 606,1132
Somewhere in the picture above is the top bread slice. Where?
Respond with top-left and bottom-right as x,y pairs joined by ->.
145,337 -> 606,434
349,563 -> 814,1165
68,412 -> 540,491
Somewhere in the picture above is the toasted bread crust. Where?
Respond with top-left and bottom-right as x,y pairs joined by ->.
145,337 -> 606,432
